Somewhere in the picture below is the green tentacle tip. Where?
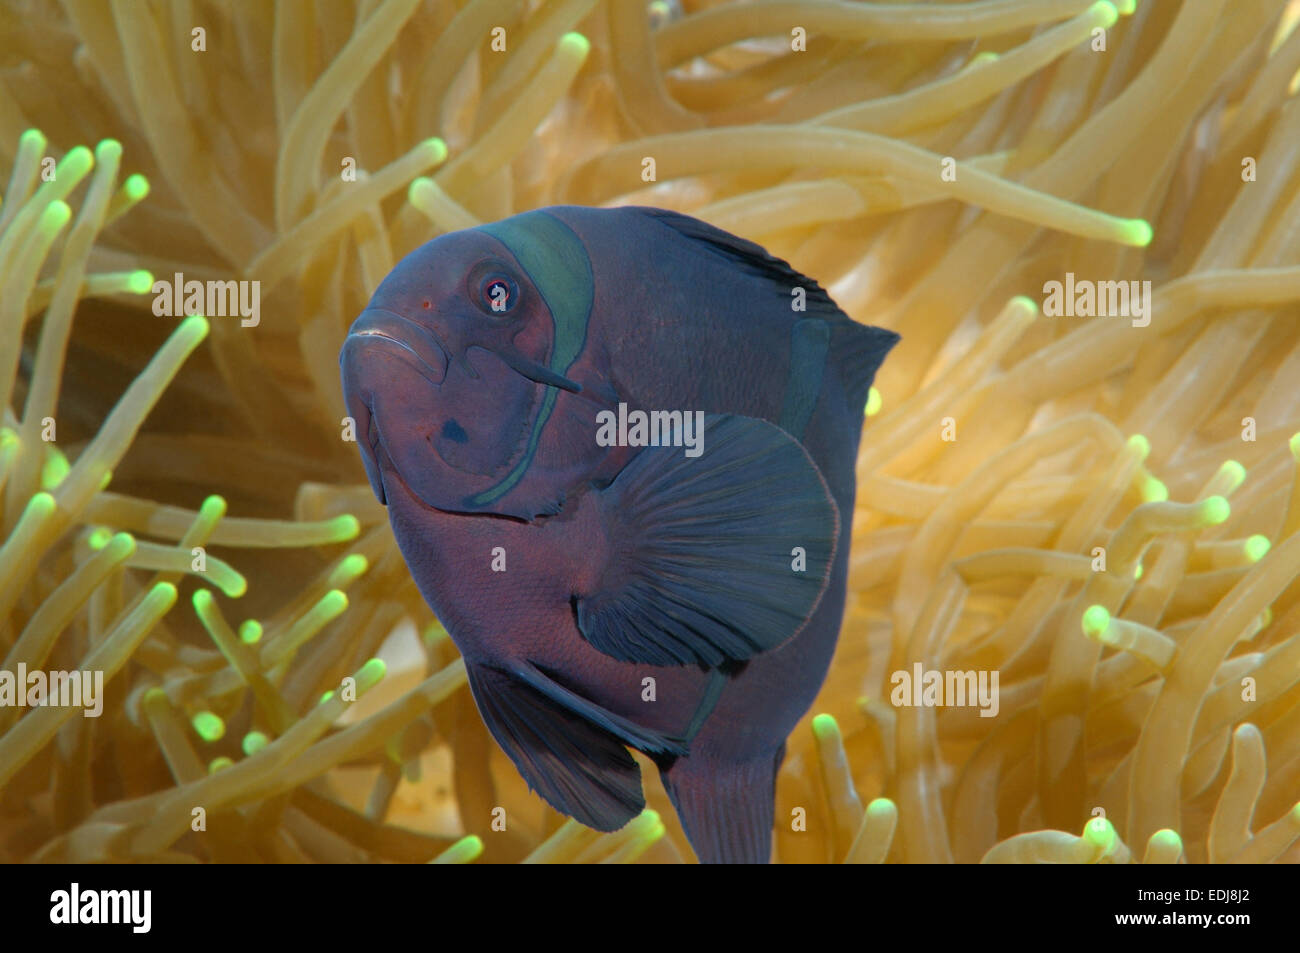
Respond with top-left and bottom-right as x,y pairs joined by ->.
1289,433 -> 1300,460
1243,535 -> 1270,563
192,711 -> 226,742
199,494 -> 227,520
220,571 -> 248,599
62,145 -> 93,169
40,447 -> 70,489
422,621 -> 449,646
971,51 -> 998,65
208,756 -> 234,774
94,138 -> 122,163
1010,294 -> 1038,315
1082,604 -> 1110,639
355,657 -> 387,694
319,690 -> 336,705
99,469 -> 113,490
319,589 -> 349,616
124,173 -> 150,200
1201,495 -> 1230,526
1134,562 -> 1143,580
86,526 -> 113,550
1219,459 -> 1246,490
148,581 -> 179,607
561,31 -> 591,57
192,588 -> 214,612
328,553 -> 369,587
408,176 -> 433,204
27,492 -> 56,519
179,314 -> 211,340
1124,219 -> 1153,247
0,428 -> 17,449
242,731 -> 269,756
866,797 -> 896,817
1290,802 -> 1300,822
105,532 -> 135,558
424,137 -> 449,164
1140,476 -> 1167,503
1091,1 -> 1119,28
238,619 -> 262,645
329,514 -> 361,541
42,200 -> 72,229
1126,434 -> 1150,460
20,128 -> 46,150
1083,816 -> 1116,850
432,835 -> 484,864
811,712 -> 840,741
127,270 -> 154,294
865,386 -> 882,417
1115,0 -> 1136,13
1149,828 -> 1180,851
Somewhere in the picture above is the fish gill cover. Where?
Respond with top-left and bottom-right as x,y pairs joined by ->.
0,0 -> 1298,866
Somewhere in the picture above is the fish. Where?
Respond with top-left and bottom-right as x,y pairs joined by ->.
339,205 -> 899,863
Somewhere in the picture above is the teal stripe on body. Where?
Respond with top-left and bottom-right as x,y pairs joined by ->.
779,319 -> 829,440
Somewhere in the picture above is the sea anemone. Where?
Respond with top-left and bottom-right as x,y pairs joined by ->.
1,0 -> 1298,863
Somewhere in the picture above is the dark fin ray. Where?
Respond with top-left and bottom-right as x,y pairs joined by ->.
660,753 -> 780,864
465,662 -> 644,831
576,413 -> 838,667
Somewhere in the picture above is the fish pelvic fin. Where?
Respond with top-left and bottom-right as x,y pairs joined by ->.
466,661 -> 649,832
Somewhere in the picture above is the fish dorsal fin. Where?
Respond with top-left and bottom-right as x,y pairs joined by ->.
576,413 -> 838,668
630,207 -> 901,409
630,206 -> 848,322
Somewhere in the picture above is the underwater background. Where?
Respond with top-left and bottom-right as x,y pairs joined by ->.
1,0 -> 1299,863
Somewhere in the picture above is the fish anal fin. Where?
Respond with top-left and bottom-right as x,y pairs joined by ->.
660,751 -> 781,864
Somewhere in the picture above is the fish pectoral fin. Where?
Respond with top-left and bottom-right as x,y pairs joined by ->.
495,347 -> 583,393
575,413 -> 839,668
464,662 -> 653,832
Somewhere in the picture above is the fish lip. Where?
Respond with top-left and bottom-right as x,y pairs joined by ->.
345,307 -> 450,387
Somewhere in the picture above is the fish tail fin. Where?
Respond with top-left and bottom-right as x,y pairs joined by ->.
660,749 -> 782,864
831,320 -> 900,414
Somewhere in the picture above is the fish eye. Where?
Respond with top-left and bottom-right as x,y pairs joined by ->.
479,274 -> 518,314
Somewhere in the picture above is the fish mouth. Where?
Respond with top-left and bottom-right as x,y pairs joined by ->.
344,307 -> 449,386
